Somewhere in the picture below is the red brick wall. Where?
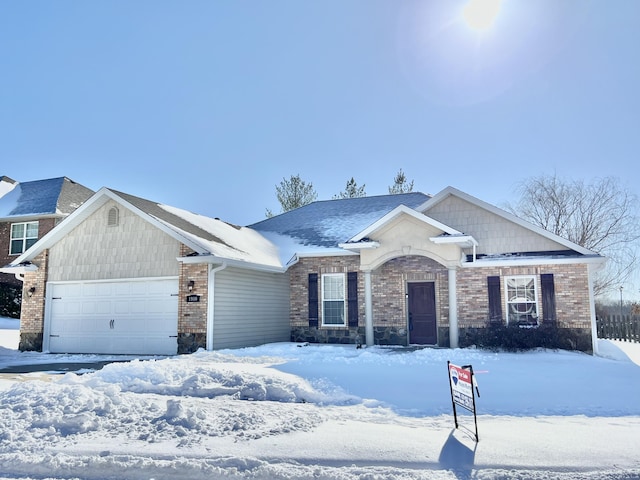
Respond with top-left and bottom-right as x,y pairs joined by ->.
1,218 -> 58,287
177,245 -> 208,334
19,250 -> 49,333
289,255 -> 449,329
456,263 -> 592,329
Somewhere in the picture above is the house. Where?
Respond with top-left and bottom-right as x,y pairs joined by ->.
0,176 -> 94,318
250,187 -> 604,353
2,187 -> 289,355
2,185 -> 604,355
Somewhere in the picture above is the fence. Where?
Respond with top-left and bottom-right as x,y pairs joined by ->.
596,315 -> 640,343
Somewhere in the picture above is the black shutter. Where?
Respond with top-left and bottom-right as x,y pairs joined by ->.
541,273 -> 556,323
487,276 -> 503,323
347,272 -> 359,327
308,273 -> 319,327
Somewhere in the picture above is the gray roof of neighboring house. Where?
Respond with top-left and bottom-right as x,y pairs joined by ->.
0,177 -> 94,219
250,192 -> 431,249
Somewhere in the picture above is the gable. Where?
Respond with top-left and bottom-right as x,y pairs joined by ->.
424,194 -> 571,256
48,200 -> 180,282
358,211 -> 462,270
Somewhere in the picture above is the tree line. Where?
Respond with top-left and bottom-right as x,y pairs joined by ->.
265,168 -> 414,218
266,172 -> 640,299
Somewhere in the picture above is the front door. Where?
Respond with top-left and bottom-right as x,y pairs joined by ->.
408,282 -> 437,345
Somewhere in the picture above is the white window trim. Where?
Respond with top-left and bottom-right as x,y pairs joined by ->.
504,275 -> 539,326
321,273 -> 347,327
9,221 -> 39,256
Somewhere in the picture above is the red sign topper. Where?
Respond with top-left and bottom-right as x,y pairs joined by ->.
447,361 -> 480,441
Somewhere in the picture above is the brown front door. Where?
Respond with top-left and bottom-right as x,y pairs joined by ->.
408,282 -> 437,345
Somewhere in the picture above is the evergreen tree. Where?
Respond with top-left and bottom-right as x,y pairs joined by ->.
333,177 -> 366,199
388,169 -> 414,194
268,174 -> 318,216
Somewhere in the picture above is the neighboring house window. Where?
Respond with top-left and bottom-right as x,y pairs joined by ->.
322,273 -> 346,326
10,221 -> 38,255
107,207 -> 119,227
505,276 -> 539,326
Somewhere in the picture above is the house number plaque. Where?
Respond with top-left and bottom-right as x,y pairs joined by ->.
186,295 -> 201,303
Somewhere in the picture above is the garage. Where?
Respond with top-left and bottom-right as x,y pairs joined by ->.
46,278 -> 179,355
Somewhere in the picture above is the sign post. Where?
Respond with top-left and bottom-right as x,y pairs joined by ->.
447,361 -> 480,441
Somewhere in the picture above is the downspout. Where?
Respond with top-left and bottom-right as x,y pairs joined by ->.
207,262 -> 227,351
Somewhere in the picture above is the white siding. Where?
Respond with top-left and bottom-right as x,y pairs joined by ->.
427,196 -> 567,255
212,267 -> 289,350
48,200 -> 180,281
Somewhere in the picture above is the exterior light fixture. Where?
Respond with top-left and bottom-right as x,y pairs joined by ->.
188,280 -> 195,292
27,286 -> 36,297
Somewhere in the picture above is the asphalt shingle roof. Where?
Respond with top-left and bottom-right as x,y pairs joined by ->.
0,177 -> 93,219
250,192 -> 431,248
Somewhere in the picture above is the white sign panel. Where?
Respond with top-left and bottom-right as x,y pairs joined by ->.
449,363 -> 474,412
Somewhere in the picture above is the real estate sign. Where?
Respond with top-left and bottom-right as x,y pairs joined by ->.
447,361 -> 480,441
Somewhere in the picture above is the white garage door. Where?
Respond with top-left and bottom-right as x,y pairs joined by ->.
47,278 -> 179,355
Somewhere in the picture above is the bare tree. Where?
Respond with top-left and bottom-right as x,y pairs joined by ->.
388,169 -> 414,194
333,177 -> 366,199
266,174 -> 318,217
508,174 -> 640,296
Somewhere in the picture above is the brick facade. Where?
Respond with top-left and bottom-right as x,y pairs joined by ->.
289,255 -> 593,351
289,255 -> 450,346
18,250 -> 49,351
1,218 -> 58,288
456,263 -> 592,329
177,245 -> 209,353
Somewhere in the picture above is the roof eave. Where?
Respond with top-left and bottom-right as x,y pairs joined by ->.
461,255 -> 606,268
177,254 -> 285,273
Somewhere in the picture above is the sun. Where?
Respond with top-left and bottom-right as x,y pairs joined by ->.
462,0 -> 503,32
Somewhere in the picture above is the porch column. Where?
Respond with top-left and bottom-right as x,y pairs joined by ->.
448,267 -> 459,348
364,269 -> 374,347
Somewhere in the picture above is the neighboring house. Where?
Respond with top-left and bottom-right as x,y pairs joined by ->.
0,176 -> 94,317
2,185 -> 604,356
2,188 -> 289,355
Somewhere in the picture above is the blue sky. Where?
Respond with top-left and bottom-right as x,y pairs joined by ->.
1,0 -> 638,229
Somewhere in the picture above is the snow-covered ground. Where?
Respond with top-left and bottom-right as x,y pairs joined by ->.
0,316 -> 639,479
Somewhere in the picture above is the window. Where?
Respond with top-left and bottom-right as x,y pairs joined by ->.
505,276 -> 539,326
10,221 -> 38,255
322,273 -> 346,326
107,207 -> 119,227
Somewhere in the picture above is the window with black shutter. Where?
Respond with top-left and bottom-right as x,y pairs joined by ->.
540,273 -> 556,323
487,276 -> 503,324
347,272 -> 358,327
308,273 -> 318,327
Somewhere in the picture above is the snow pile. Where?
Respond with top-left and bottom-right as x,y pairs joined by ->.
0,323 -> 639,479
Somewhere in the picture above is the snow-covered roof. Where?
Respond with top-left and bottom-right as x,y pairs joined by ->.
6,188 -> 284,272
112,190 -> 283,269
0,177 -> 94,220
250,193 -> 431,262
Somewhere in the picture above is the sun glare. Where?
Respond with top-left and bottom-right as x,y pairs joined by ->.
463,0 -> 503,32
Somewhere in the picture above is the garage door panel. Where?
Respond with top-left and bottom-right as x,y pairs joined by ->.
48,279 -> 178,355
